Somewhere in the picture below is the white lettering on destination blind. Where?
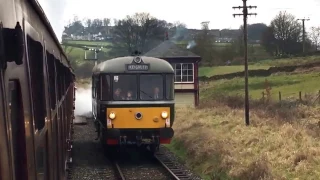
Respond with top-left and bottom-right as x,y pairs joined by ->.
127,64 -> 149,71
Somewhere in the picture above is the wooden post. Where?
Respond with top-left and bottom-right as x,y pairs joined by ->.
299,91 -> 302,101
279,91 -> 281,102
318,90 -> 320,104
262,91 -> 265,102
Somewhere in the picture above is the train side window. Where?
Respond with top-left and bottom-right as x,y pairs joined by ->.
92,76 -> 96,98
96,75 -> 101,99
27,35 -> 46,130
166,74 -> 174,100
56,61 -> 62,100
9,80 -> 28,179
101,75 -> 110,100
46,52 -> 56,109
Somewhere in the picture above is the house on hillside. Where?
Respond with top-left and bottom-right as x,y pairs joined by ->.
144,38 -> 201,107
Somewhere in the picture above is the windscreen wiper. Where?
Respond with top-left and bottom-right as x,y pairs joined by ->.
140,90 -> 153,99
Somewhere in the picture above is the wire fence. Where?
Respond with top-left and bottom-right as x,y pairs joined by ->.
261,90 -> 320,105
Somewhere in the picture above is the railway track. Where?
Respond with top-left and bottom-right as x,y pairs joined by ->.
111,150 -> 193,180
113,160 -> 126,180
69,116 -> 201,180
154,152 -> 192,180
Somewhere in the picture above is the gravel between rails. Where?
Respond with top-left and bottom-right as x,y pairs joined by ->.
69,116 -> 116,180
114,149 -> 176,180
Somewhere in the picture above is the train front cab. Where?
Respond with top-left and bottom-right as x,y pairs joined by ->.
93,71 -> 175,151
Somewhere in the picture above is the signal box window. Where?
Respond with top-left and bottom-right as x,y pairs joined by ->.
166,75 -> 174,100
112,75 -> 137,100
140,75 -> 163,100
101,75 -> 111,100
173,63 -> 194,83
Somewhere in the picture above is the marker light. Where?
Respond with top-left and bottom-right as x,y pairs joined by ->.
161,111 -> 168,119
109,112 -> 116,119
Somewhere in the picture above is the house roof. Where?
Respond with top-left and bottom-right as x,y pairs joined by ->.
144,40 -> 200,58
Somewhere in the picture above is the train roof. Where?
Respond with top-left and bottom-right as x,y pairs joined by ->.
92,56 -> 174,74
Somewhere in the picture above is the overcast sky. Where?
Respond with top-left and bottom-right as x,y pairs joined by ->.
37,0 -> 320,41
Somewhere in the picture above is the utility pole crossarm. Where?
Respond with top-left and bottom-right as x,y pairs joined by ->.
232,5 -> 257,9
297,18 -> 310,53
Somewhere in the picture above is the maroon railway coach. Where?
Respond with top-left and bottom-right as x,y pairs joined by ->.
0,0 -> 76,180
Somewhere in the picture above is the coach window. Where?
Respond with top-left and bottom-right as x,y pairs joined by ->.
46,52 -> 56,109
166,74 -> 174,100
112,75 -> 137,100
101,75 -> 111,100
140,74 -> 163,100
27,35 -> 46,130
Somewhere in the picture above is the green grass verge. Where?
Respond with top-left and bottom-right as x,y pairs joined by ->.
200,72 -> 320,100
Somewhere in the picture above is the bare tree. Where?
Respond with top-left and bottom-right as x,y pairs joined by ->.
109,12 -> 168,57
269,11 -> 305,55
191,21 -> 216,65
309,26 -> 320,50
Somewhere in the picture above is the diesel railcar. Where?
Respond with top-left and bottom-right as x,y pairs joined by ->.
0,0 -> 75,180
92,56 -> 175,152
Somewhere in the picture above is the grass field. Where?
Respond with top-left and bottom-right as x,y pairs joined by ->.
167,103 -> 320,179
199,55 -> 320,77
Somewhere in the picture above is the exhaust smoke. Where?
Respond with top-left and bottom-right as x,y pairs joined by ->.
75,86 -> 92,118
186,40 -> 196,49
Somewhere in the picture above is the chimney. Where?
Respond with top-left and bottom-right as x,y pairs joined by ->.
165,31 -> 169,40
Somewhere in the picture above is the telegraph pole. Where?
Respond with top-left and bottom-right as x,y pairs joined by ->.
297,18 -> 310,53
232,0 -> 257,126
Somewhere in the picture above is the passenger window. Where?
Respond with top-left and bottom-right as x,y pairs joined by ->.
112,75 -> 137,100
140,75 -> 163,100
46,52 -> 56,109
101,75 -> 110,100
27,35 -> 46,130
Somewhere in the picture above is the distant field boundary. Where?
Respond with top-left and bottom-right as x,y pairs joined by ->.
199,61 -> 320,81
61,43 -> 112,49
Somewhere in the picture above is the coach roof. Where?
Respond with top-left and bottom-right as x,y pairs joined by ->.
92,56 -> 174,74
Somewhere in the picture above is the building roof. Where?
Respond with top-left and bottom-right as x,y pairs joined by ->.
144,40 -> 200,58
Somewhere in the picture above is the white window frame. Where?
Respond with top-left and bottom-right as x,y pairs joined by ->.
173,63 -> 194,83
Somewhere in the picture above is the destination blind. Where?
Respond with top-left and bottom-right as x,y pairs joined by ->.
126,64 -> 150,71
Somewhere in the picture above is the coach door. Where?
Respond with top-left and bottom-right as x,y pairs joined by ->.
25,24 -> 49,180
0,21 -> 12,180
1,18 -> 32,180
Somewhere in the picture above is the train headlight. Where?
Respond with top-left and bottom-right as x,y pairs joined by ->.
109,112 -> 116,119
161,111 -> 168,119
